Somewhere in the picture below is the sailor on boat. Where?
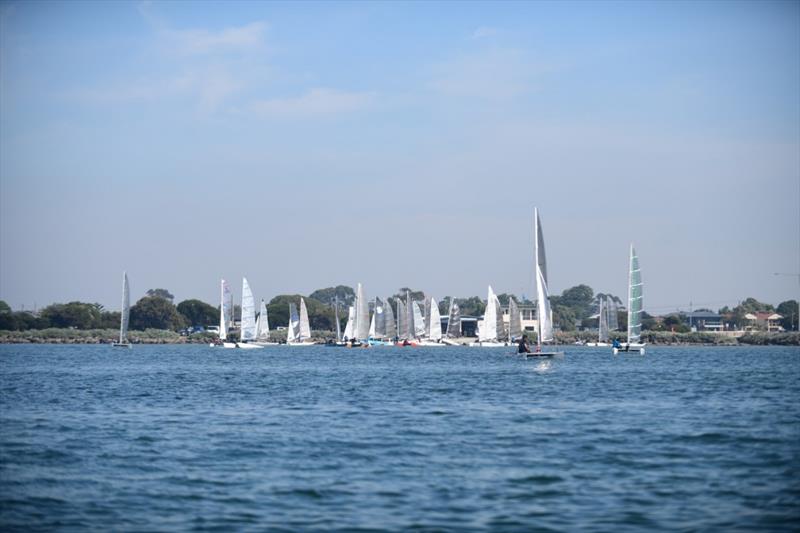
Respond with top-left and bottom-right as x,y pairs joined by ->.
517,334 -> 532,354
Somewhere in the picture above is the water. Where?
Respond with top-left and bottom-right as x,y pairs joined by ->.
1,344 -> 798,531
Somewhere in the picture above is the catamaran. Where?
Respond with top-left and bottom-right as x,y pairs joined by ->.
527,208 -> 564,357
613,245 -> 646,355
112,271 -> 132,348
287,297 -> 315,345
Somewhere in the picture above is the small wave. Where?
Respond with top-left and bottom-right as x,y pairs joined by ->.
509,474 -> 564,485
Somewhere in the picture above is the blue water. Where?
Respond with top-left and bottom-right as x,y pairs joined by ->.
1,344 -> 798,531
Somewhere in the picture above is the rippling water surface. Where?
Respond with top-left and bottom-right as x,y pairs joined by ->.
1,344 -> 798,531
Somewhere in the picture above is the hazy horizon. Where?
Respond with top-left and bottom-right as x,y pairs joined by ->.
1,1 -> 798,315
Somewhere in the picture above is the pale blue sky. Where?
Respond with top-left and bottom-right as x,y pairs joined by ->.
1,0 -> 798,314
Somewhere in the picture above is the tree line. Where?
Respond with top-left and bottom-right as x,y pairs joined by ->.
0,285 -> 796,333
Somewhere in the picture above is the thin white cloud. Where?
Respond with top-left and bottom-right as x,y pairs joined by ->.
252,88 -> 376,117
164,22 -> 268,56
429,48 -> 540,101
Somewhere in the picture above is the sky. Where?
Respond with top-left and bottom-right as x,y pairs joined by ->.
1,0 -> 798,315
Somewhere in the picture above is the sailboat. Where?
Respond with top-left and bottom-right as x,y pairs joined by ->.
471,286 -> 507,347
586,295 -> 611,347
417,297 -> 446,346
441,298 -> 463,345
253,299 -> 279,346
367,297 -> 394,346
614,245 -> 646,355
112,271 -> 132,348
287,297 -> 314,346
232,278 -> 264,349
354,283 -> 370,345
528,208 -> 564,357
211,279 -> 238,348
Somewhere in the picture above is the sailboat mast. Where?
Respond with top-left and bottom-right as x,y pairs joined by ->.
534,210 -> 542,351
335,295 -> 341,342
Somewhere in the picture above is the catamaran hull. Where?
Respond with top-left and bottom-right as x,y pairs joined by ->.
112,343 -> 131,348
470,341 -> 509,347
613,343 -> 646,355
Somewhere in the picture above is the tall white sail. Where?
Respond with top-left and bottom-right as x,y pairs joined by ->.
287,302 -> 300,342
334,296 -> 342,341
299,298 -> 311,340
406,291 -> 415,339
508,296 -> 522,341
256,299 -> 270,341
414,301 -> 426,337
446,298 -> 461,338
627,245 -> 643,343
598,296 -> 609,342
384,298 -> 396,339
343,305 -> 355,340
219,279 -> 230,341
373,298 -> 385,338
369,313 -> 376,337
355,283 -> 370,341
240,277 -> 257,341
607,297 -> 620,331
119,271 -> 130,344
534,209 -> 554,345
494,294 -> 505,341
429,297 -> 442,341
423,297 -> 431,335
479,286 -> 498,342
535,266 -> 554,343
397,299 -> 407,340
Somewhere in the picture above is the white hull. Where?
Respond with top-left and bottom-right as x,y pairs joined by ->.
112,342 -> 131,348
416,340 -> 447,347
613,343 -> 646,355
286,341 -> 317,347
525,350 -> 564,358
251,341 -> 281,347
585,342 -> 610,347
470,341 -> 509,347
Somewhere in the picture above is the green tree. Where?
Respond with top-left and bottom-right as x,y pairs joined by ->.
732,298 -> 774,328
309,286 -> 355,307
552,304 -> 576,331
776,300 -> 799,331
146,288 -> 175,302
0,300 -> 11,314
40,302 -> 103,329
177,299 -> 218,327
130,296 -> 186,330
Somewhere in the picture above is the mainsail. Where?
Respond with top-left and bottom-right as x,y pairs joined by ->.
607,297 -> 619,331
534,209 -> 554,345
397,300 -> 407,340
384,298 -> 396,339
414,301 -> 426,338
598,296 -> 609,342
406,291 -> 415,339
355,283 -> 370,341
334,296 -> 342,341
446,298 -> 461,338
429,297 -> 442,341
299,298 -> 311,340
219,279 -> 231,341
508,296 -> 522,341
240,278 -> 257,341
479,286 -> 498,342
373,298 -> 385,338
287,302 -> 300,342
627,245 -> 643,343
119,271 -> 130,344
494,294 -> 505,341
256,299 -> 270,341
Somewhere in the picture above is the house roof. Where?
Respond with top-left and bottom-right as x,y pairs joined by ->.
744,312 -> 783,320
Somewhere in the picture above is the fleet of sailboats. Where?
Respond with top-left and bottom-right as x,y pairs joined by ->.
117,209 -> 643,354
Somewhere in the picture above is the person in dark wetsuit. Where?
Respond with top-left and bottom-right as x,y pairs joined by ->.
517,334 -> 532,354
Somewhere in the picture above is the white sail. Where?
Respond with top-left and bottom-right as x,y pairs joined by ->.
299,297 -> 311,340
369,313 -> 376,337
384,298 -> 396,339
479,286 -> 498,341
405,291 -> 415,339
240,277 -> 257,341
334,296 -> 342,341
119,271 -> 130,344
428,297 -> 442,341
494,294 -> 505,341
607,297 -> 620,331
373,298 -> 385,338
287,302 -> 300,342
414,301 -> 426,337
508,296 -> 522,341
598,296 -> 609,342
396,300 -> 407,340
355,283 -> 370,341
627,245 -> 643,343
423,297 -> 431,335
343,305 -> 355,340
256,299 -> 270,341
219,279 -> 230,341
446,298 -> 461,338
534,209 -> 554,345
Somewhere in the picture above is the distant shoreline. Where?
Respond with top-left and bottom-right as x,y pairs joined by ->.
0,329 -> 797,346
